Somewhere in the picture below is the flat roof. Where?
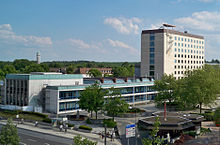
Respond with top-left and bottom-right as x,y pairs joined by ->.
142,29 -> 204,39
46,81 -> 154,90
6,73 -> 83,80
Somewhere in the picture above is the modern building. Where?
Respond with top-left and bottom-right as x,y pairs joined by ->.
1,72 -> 156,114
2,72 -> 83,111
141,25 -> 205,79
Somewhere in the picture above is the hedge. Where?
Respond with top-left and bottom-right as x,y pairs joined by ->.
42,118 -> 52,123
67,123 -> 75,127
79,125 -> 92,131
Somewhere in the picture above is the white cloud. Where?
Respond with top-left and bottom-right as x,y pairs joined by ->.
67,39 -> 90,49
107,39 -> 139,55
104,17 -> 142,35
0,24 -> 52,47
174,11 -> 220,32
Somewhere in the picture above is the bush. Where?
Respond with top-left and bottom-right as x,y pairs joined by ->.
127,108 -> 142,113
67,123 -> 74,127
200,127 -> 211,135
21,111 -> 48,118
183,131 -> 197,137
79,125 -> 92,131
214,107 -> 220,121
42,118 -> 52,123
86,118 -> 92,124
201,112 -> 214,121
103,119 -> 117,128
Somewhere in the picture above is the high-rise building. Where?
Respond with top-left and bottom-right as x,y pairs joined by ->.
141,26 -> 205,79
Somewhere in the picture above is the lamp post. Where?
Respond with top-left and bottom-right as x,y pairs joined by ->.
129,106 -> 137,145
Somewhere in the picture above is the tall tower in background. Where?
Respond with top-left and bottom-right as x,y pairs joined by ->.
36,52 -> 41,64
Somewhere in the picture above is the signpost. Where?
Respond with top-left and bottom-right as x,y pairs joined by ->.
126,124 -> 135,145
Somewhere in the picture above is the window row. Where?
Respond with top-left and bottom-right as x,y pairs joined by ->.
174,42 -> 204,49
174,59 -> 204,64
174,54 -> 204,59
174,36 -> 204,44
174,48 -> 204,54
174,65 -> 203,69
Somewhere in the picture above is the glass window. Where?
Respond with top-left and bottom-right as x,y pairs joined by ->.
150,48 -> 154,52
150,41 -> 154,47
150,59 -> 154,64
150,35 -> 155,41
150,53 -> 154,58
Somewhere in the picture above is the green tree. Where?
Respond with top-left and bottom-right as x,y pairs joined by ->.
66,65 -> 76,74
73,135 -> 97,145
78,83 -> 106,119
184,65 -> 219,113
153,74 -> 178,105
2,65 -> 17,75
23,64 -> 47,73
88,69 -> 102,77
113,67 -> 129,77
12,59 -> 33,71
142,117 -> 165,145
0,118 -> 20,145
0,69 -> 5,80
104,88 -> 129,120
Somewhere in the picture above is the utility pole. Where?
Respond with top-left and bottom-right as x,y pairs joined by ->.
104,124 -> 107,145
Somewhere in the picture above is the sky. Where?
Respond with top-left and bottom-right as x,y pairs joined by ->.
0,0 -> 220,62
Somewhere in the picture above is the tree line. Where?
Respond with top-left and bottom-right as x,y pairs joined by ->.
0,59 -> 137,80
154,64 -> 220,113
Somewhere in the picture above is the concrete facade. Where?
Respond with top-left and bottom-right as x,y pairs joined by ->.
141,29 -> 205,79
3,72 -> 83,111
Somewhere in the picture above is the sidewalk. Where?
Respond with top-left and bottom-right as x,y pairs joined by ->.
0,120 -> 121,145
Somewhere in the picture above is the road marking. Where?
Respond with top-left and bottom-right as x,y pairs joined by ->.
44,143 -> 50,145
19,142 -> 26,145
27,139 -> 36,142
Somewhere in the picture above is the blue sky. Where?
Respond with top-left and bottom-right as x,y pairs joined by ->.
0,0 -> 220,62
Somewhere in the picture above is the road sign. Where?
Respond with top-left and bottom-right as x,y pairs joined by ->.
126,124 -> 135,138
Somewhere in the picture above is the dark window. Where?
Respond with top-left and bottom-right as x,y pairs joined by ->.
150,48 -> 154,52
150,65 -> 154,70
149,71 -> 154,76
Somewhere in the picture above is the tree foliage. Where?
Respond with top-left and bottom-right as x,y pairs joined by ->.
78,83 -> 106,119
142,117 -> 165,145
104,87 -> 129,119
88,69 -> 102,77
154,65 -> 220,113
0,118 -> 20,145
73,135 -> 97,145
154,74 -> 178,105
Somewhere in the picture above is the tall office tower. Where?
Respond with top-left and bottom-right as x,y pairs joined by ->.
36,52 -> 40,64
141,24 -> 205,79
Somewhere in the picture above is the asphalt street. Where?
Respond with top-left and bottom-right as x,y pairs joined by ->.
0,124 -> 73,145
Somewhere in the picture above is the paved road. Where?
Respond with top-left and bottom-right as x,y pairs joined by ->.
0,124 -> 73,145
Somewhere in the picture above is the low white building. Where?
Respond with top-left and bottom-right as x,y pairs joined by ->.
3,72 -> 83,111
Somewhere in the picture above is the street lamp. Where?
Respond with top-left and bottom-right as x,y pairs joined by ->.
129,106 -> 137,145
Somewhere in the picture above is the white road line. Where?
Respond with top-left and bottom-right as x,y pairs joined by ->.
44,143 -> 50,145
19,142 -> 26,145
27,138 -> 36,142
